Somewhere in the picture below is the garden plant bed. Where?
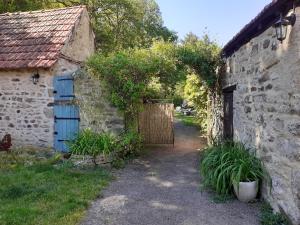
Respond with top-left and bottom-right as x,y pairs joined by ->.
0,150 -> 111,225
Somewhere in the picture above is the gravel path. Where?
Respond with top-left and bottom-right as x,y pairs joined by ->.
82,120 -> 261,225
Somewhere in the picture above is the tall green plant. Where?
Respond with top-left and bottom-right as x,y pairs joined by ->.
68,129 -> 117,165
200,141 -> 265,195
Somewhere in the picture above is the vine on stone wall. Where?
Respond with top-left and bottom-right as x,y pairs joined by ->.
87,39 -> 222,132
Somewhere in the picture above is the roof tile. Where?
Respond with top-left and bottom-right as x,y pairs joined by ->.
0,6 -> 85,69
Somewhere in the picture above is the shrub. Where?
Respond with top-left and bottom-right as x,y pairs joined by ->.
115,131 -> 143,160
68,129 -> 117,165
200,141 -> 265,196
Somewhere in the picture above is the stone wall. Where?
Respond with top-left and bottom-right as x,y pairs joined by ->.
0,8 -> 95,148
74,71 -> 124,134
213,8 -> 300,224
61,8 -> 95,62
0,70 -> 54,148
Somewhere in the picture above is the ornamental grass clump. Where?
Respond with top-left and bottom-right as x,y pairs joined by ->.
200,141 -> 265,196
69,129 -> 144,167
68,129 -> 117,165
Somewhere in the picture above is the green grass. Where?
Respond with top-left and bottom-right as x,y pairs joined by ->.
260,203 -> 290,225
0,153 -> 111,225
175,112 -> 200,128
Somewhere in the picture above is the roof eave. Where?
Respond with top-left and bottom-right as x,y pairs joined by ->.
222,0 -> 296,58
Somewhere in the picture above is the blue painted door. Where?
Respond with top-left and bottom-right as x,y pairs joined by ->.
53,74 -> 79,152
54,105 -> 79,152
53,75 -> 75,101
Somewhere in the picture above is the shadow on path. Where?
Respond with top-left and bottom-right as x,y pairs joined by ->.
82,120 -> 261,225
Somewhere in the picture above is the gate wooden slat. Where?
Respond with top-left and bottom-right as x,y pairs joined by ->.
139,103 -> 174,145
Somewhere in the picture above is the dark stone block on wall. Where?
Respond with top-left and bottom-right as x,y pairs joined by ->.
244,106 -> 252,113
266,84 -> 273,90
258,72 -> 270,83
271,42 -> 277,51
251,44 -> 259,56
263,39 -> 270,49
288,123 -> 300,137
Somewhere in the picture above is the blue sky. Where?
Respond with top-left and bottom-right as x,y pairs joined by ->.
156,0 -> 271,46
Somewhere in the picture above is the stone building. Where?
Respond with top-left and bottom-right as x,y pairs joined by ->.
211,0 -> 300,224
0,6 -> 123,152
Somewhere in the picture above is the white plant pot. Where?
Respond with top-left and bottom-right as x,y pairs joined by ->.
233,180 -> 258,203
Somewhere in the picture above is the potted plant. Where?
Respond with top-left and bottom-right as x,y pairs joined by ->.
230,151 -> 264,202
201,141 -> 266,202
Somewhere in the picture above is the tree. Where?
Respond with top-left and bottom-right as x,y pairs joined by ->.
182,32 -> 199,45
0,0 -> 61,12
178,34 -> 221,88
70,0 -> 178,52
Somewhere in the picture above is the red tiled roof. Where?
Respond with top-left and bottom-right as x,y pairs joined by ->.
0,6 -> 85,70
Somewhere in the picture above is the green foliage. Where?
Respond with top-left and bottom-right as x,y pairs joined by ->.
200,141 -> 265,196
0,158 -> 111,225
0,0 -> 62,13
113,131 -> 143,161
69,129 -> 143,167
109,131 -> 143,168
175,112 -> 199,128
183,73 -> 208,130
177,35 -> 221,88
82,0 -> 178,52
68,129 -> 117,165
87,36 -> 221,129
260,203 -> 289,225
87,43 -> 181,129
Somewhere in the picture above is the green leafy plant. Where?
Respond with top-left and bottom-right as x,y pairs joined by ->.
260,203 -> 289,225
68,129 -> 117,165
177,34 -> 221,89
183,73 -> 208,130
200,141 -> 265,196
113,131 -> 143,160
87,44 -> 181,131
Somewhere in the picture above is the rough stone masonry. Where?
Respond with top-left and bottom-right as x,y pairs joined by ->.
0,7 -> 123,149
212,7 -> 300,225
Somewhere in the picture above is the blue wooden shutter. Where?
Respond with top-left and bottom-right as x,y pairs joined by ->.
54,105 -> 79,152
53,75 -> 75,101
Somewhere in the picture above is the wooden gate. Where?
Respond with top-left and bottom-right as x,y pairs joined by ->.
53,74 -> 79,152
138,103 -> 174,145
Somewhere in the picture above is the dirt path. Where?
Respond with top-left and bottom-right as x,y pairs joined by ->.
82,120 -> 261,225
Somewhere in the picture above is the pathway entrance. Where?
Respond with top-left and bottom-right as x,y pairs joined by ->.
82,120 -> 261,225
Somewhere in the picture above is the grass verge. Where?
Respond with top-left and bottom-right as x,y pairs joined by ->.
175,112 -> 200,128
260,203 -> 290,225
0,152 -> 111,225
